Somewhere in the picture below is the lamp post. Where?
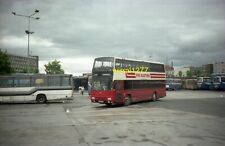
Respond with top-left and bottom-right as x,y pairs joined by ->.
12,10 -> 40,57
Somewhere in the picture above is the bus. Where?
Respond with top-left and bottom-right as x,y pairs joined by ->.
89,57 -> 166,106
182,79 -> 198,90
212,76 -> 225,91
197,77 -> 213,90
0,74 -> 73,103
166,78 -> 182,90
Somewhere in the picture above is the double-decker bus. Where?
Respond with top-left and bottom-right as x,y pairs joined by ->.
90,57 -> 166,106
0,74 -> 73,103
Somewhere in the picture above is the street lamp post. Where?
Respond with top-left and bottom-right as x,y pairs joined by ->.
12,10 -> 40,57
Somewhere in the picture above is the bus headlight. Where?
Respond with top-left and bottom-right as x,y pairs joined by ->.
107,98 -> 111,101
91,97 -> 95,100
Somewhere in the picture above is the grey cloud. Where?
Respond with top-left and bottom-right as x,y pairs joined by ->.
0,0 -> 225,68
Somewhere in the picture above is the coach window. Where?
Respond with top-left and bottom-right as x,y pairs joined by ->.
115,61 -> 122,69
34,79 -> 45,86
0,77 -> 14,87
19,78 -> 30,87
62,76 -> 70,86
221,77 -> 225,82
49,76 -> 60,86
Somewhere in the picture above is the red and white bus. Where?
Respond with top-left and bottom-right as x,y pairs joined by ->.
90,57 -> 166,106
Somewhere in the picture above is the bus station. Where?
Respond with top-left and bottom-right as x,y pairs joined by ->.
1,1 -> 225,146
0,57 -> 225,146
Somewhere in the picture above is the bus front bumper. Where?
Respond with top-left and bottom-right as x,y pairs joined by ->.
90,96 -> 114,104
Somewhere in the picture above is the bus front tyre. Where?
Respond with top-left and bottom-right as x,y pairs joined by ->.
124,96 -> 131,106
36,94 -> 47,103
105,103 -> 112,107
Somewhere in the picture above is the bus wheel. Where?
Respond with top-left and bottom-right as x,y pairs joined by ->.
105,103 -> 112,107
152,93 -> 157,102
124,96 -> 131,106
36,94 -> 47,103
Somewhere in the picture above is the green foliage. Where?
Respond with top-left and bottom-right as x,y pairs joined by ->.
196,70 -> 203,77
0,49 -> 13,75
33,68 -> 39,73
44,60 -> 64,74
20,67 -> 39,73
186,70 -> 193,78
192,68 -> 203,77
21,68 -> 28,73
178,71 -> 183,77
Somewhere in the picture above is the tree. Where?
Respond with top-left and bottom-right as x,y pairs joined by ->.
0,49 -> 13,75
196,70 -> 203,77
21,67 -> 39,74
178,71 -> 183,77
186,70 -> 193,78
44,60 -> 64,74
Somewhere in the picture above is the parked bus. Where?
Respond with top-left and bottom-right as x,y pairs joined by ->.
166,78 -> 182,90
182,79 -> 198,90
197,77 -> 213,90
90,57 -> 166,106
212,76 -> 225,91
0,74 -> 73,103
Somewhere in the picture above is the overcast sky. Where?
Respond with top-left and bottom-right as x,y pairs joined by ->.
0,0 -> 225,75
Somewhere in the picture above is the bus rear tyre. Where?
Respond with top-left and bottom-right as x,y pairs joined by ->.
152,93 -> 157,102
124,96 -> 131,106
36,94 -> 47,103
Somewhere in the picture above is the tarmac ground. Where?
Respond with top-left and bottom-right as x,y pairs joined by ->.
0,90 -> 225,146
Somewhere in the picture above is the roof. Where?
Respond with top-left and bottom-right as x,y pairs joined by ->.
165,65 -> 174,71
95,56 -> 164,65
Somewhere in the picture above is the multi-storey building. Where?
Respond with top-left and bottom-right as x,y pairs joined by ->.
8,54 -> 39,73
202,64 -> 213,77
213,61 -> 225,75
174,67 -> 191,77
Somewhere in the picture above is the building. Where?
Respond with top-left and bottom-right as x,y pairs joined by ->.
165,65 -> 174,77
202,64 -> 213,77
73,76 -> 88,91
213,61 -> 225,75
174,67 -> 191,77
8,54 -> 39,73
189,66 -> 203,77
72,73 -> 92,91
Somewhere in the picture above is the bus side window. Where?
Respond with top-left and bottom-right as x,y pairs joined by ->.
62,76 -> 70,86
49,76 -> 60,86
115,62 -> 121,69
18,78 -> 30,87
35,79 -> 45,86
221,77 -> 225,82
0,77 -> 14,87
